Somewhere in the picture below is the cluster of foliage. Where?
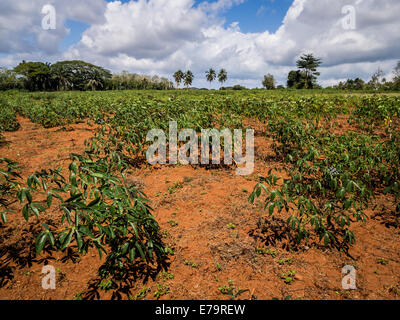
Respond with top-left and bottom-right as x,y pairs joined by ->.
286,54 -> 322,89
331,63 -> 400,91
0,123 -> 167,278
12,60 -> 112,92
204,68 -> 228,88
1,60 -> 174,92
249,94 -> 400,249
262,74 -> 276,90
0,89 -> 399,277
109,71 -> 174,90
173,70 -> 194,89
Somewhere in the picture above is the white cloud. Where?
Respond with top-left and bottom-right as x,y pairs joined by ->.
0,0 -> 106,55
0,0 -> 399,87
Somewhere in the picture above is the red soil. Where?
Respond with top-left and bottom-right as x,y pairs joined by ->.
0,117 -> 400,300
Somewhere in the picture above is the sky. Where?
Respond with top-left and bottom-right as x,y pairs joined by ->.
0,0 -> 399,88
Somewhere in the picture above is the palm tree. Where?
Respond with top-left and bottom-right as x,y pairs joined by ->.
184,71 -> 194,88
173,70 -> 184,89
205,68 -> 216,88
87,78 -> 103,91
218,69 -> 227,87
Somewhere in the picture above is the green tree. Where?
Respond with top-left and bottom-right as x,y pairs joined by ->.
368,68 -> 384,90
262,74 -> 275,90
173,70 -> 184,88
13,61 -> 52,91
287,70 -> 306,89
218,69 -> 228,87
184,70 -> 194,88
50,60 -> 111,91
205,68 -> 216,88
296,53 -> 322,89
0,68 -> 19,90
393,61 -> 400,90
86,78 -> 103,91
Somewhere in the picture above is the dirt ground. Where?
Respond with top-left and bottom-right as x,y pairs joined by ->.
1,116 -> 400,300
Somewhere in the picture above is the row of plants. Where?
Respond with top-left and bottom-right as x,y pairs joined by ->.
0,124 -> 166,279
1,90 -> 399,264
250,112 -> 400,249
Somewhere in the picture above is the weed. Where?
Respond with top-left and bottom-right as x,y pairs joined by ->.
168,182 -> 184,194
227,223 -> 236,230
218,280 -> 249,300
154,284 -> 170,299
168,220 -> 179,227
134,286 -> 150,300
281,270 -> 297,284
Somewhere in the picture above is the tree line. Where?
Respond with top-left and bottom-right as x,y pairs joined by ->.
261,54 -> 400,91
1,55 -> 400,91
0,60 -> 174,91
172,68 -> 228,89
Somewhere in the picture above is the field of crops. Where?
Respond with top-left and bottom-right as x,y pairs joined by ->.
1,89 -> 400,300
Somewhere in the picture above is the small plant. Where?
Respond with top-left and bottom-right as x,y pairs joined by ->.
256,248 -> 277,258
281,270 -> 297,284
74,291 -> 84,300
378,257 -> 389,266
216,263 -> 222,271
388,284 -> 400,295
227,223 -> 236,230
168,182 -> 184,194
168,220 -> 179,227
272,295 -> 298,300
218,280 -> 249,300
278,258 -> 293,266
154,283 -> 170,299
162,272 -> 174,280
98,279 -> 114,291
164,247 -> 174,256
161,230 -> 170,239
134,286 -> 150,300
184,259 -> 198,268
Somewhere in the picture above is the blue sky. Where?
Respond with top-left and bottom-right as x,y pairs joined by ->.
214,0 -> 293,33
59,20 -> 90,51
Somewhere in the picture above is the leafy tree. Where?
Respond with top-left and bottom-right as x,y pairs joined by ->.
336,78 -> 365,90
13,61 -> 52,91
184,70 -> 194,88
287,70 -> 306,89
173,70 -> 184,88
368,68 -> 384,90
296,53 -> 322,89
50,60 -> 111,91
394,61 -> 400,79
205,68 -> 216,88
262,74 -> 275,90
218,69 -> 228,87
393,61 -> 400,89
0,68 -> 20,90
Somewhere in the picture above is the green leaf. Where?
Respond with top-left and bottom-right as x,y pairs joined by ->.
22,204 -> 29,221
1,212 -> 7,224
135,242 -> 146,260
61,229 -> 74,250
35,232 -> 47,255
